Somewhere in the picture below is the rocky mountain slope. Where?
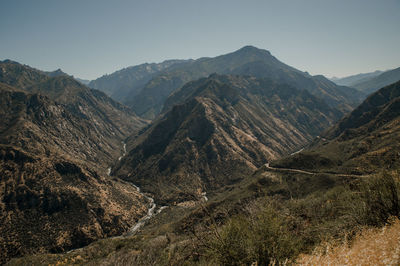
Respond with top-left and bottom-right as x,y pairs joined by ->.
271,80 -> 400,174
0,62 -> 150,263
351,67 -> 400,95
91,46 -> 364,119
113,74 -> 343,203
0,61 -> 148,166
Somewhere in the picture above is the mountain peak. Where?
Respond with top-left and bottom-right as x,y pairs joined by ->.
44,68 -> 69,78
236,45 -> 271,55
1,59 -> 19,64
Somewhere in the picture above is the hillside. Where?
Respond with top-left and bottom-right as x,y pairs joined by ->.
113,74 -> 342,203
271,80 -> 400,174
352,67 -> 400,94
0,61 -> 148,166
0,83 -> 149,264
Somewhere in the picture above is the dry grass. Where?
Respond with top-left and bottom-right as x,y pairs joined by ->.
297,218 -> 400,265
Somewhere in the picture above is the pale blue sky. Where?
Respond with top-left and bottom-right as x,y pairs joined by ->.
1,0 -> 399,80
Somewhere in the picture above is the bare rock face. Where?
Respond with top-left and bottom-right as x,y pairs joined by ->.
0,62 -> 149,264
113,74 -> 342,203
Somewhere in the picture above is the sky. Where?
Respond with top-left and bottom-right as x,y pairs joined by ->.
1,0 -> 399,80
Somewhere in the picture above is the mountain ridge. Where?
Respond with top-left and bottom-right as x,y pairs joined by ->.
88,46 -> 364,120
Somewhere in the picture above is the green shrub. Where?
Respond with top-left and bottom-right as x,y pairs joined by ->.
359,171 -> 400,226
207,205 -> 300,265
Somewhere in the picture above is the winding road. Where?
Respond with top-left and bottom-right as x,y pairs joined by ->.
264,162 -> 315,175
264,163 -> 371,178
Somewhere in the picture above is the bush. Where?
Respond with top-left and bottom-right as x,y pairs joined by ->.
207,204 -> 300,265
359,171 -> 400,226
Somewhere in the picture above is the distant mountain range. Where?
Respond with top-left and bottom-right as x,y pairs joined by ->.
89,46 -> 364,119
352,67 -> 400,94
331,67 -> 400,95
331,70 -> 384,86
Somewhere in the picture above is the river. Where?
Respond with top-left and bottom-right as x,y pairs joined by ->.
108,141 -> 166,236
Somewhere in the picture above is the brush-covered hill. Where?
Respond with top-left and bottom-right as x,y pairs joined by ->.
0,83 -> 149,264
271,80 -> 400,174
0,61 -> 150,264
89,46 -> 364,120
112,74 -> 343,203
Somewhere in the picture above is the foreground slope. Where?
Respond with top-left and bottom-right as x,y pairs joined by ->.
297,218 -> 400,265
113,74 -> 342,203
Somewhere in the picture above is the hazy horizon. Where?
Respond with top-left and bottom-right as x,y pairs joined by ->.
1,0 -> 399,80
